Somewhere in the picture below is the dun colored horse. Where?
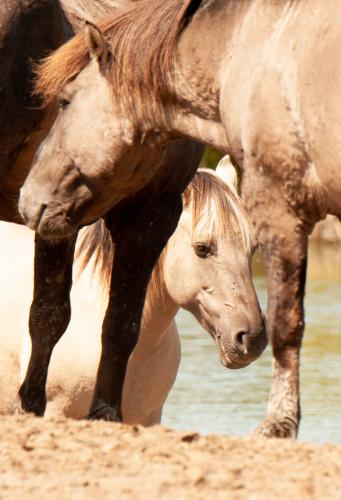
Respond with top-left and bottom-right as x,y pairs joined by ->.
20,0 -> 341,437
1,168 -> 265,423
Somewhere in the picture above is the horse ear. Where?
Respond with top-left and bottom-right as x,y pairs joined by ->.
85,21 -> 111,65
215,155 -> 239,193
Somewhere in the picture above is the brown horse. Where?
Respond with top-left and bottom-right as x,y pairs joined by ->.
20,0 -> 341,437
0,0 -> 78,415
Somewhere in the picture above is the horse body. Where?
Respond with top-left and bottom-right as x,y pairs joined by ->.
178,0 -> 341,218
1,169 -> 263,424
19,0 -> 341,436
219,2 -> 341,214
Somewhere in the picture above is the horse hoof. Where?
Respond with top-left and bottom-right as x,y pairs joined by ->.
17,387 -> 46,416
14,397 -> 30,416
87,401 -> 121,422
252,417 -> 298,439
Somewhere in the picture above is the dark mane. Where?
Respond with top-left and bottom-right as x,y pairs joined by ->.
36,0 -> 204,124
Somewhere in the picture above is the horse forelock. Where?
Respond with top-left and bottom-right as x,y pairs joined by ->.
35,0 -> 203,117
183,169 -> 252,254
34,33 -> 90,104
146,169 -> 252,311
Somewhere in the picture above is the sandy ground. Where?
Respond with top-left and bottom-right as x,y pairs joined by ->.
0,220 -> 340,500
0,415 -> 340,499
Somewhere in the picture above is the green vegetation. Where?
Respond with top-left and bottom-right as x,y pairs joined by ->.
201,147 -> 224,169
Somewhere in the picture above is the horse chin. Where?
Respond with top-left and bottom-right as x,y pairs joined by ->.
215,335 -> 250,370
219,354 -> 250,370
37,209 -> 79,240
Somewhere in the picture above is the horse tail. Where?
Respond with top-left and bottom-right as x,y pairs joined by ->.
76,220 -> 113,292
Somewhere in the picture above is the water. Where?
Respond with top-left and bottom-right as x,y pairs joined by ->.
163,243 -> 341,444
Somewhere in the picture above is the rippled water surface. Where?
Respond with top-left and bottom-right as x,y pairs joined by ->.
163,243 -> 341,444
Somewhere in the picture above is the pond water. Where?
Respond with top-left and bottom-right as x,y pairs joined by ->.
163,242 -> 341,444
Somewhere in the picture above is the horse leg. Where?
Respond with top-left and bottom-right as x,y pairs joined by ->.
257,227 -> 307,438
88,192 -> 183,421
122,320 -> 181,425
18,233 -> 76,416
242,172 -> 308,438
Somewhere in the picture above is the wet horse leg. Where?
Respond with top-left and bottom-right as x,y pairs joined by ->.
88,192 -> 183,421
242,171 -> 308,438
257,227 -> 307,438
18,233 -> 76,415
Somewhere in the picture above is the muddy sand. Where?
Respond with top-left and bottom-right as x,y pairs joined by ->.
0,415 -> 340,499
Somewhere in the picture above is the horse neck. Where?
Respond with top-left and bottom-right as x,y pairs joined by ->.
141,256 -> 179,342
157,1 -> 252,151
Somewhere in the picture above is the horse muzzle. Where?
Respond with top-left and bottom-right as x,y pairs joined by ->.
216,318 -> 267,369
19,180 -> 95,239
19,193 -> 78,240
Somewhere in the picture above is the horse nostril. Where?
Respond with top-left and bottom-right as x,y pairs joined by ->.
235,330 -> 248,349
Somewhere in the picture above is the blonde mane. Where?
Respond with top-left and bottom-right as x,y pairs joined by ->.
183,169 -> 251,252
146,168 -> 252,311
77,169 -> 252,309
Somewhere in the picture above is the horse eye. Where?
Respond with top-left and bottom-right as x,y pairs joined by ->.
194,243 -> 211,258
58,98 -> 70,110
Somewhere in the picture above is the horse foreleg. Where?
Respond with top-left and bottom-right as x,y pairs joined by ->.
122,320 -> 181,426
88,193 -> 183,422
18,233 -> 76,416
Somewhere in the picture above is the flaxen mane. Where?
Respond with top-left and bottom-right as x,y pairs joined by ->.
184,168 -> 251,251
77,169 -> 252,306
35,0 -> 205,124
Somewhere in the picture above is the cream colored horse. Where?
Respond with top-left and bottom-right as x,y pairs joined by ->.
1,164 -> 259,424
